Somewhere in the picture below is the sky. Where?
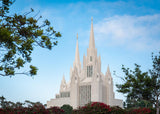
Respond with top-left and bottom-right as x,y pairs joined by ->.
0,0 -> 160,104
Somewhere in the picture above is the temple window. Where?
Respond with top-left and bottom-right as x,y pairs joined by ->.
90,56 -> 92,61
60,92 -> 70,98
87,65 -> 93,77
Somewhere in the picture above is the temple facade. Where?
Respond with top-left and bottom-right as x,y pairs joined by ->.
47,19 -> 123,109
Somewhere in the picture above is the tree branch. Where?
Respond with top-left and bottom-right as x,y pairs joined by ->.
0,72 -> 30,77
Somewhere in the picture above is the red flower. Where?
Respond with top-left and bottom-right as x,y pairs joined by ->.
133,108 -> 151,114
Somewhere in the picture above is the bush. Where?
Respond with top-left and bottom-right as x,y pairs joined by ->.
48,106 -> 64,114
126,107 -> 153,114
133,107 -> 151,114
61,104 -> 73,114
0,106 -> 64,114
72,102 -> 111,114
111,106 -> 125,114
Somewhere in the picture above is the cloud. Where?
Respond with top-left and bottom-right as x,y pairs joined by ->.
94,14 -> 160,51
19,1 -> 160,52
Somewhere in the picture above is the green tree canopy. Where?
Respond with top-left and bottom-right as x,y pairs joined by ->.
116,64 -> 153,108
149,52 -> 160,114
116,51 -> 160,114
0,0 -> 61,77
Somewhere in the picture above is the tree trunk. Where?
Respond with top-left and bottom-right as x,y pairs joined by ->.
156,95 -> 159,114
157,107 -> 159,114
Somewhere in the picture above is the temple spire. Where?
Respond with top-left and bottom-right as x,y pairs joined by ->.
89,17 -> 95,49
106,65 -> 111,76
74,33 -> 81,71
77,33 -> 78,40
61,74 -> 66,85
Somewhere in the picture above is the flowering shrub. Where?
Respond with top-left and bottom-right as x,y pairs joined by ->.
110,106 -> 125,114
72,102 -> 111,114
0,105 -> 64,114
72,103 -> 155,114
132,107 -> 151,114
0,98 -> 156,114
48,106 -> 64,114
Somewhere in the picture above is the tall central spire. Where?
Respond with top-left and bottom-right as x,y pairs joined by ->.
74,33 -> 81,71
89,17 -> 95,49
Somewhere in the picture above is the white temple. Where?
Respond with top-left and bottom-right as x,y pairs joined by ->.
47,19 -> 123,109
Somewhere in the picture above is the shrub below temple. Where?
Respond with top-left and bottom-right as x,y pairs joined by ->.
72,102 -> 155,114
72,102 -> 111,114
0,101 -> 156,114
0,105 -> 64,114
130,107 -> 152,114
110,106 -> 125,114
61,104 -> 73,114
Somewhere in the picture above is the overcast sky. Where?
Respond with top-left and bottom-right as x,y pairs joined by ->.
0,0 -> 160,104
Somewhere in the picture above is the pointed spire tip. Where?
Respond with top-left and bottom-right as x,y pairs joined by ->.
89,17 -> 95,49
107,65 -> 111,73
77,33 -> 78,40
74,32 -> 81,70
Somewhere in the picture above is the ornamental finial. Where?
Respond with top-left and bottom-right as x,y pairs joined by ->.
77,33 -> 78,40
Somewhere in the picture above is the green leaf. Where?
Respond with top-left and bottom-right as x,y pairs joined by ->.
55,32 -> 61,37
30,65 -> 38,76
16,58 -> 25,69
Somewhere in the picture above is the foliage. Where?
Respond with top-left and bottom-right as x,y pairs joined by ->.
61,104 -> 73,114
132,107 -> 151,114
136,100 -> 152,108
0,96 -> 64,114
126,107 -> 154,114
0,106 -> 64,114
116,64 -> 153,108
0,97 -> 157,114
110,106 -> 125,114
149,52 -> 160,113
48,107 -> 64,114
0,96 -> 6,109
125,98 -> 152,109
72,102 -> 111,114
116,52 -> 160,113
0,0 -> 15,15
0,0 -> 61,77
72,102 -> 156,114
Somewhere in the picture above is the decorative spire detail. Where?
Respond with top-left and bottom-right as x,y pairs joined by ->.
61,74 -> 66,85
74,33 -> 81,71
106,65 -> 111,76
89,17 -> 95,49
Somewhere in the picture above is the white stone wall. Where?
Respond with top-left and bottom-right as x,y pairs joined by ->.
102,85 -> 107,104
47,98 -> 71,108
71,82 -> 79,109
112,99 -> 123,108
